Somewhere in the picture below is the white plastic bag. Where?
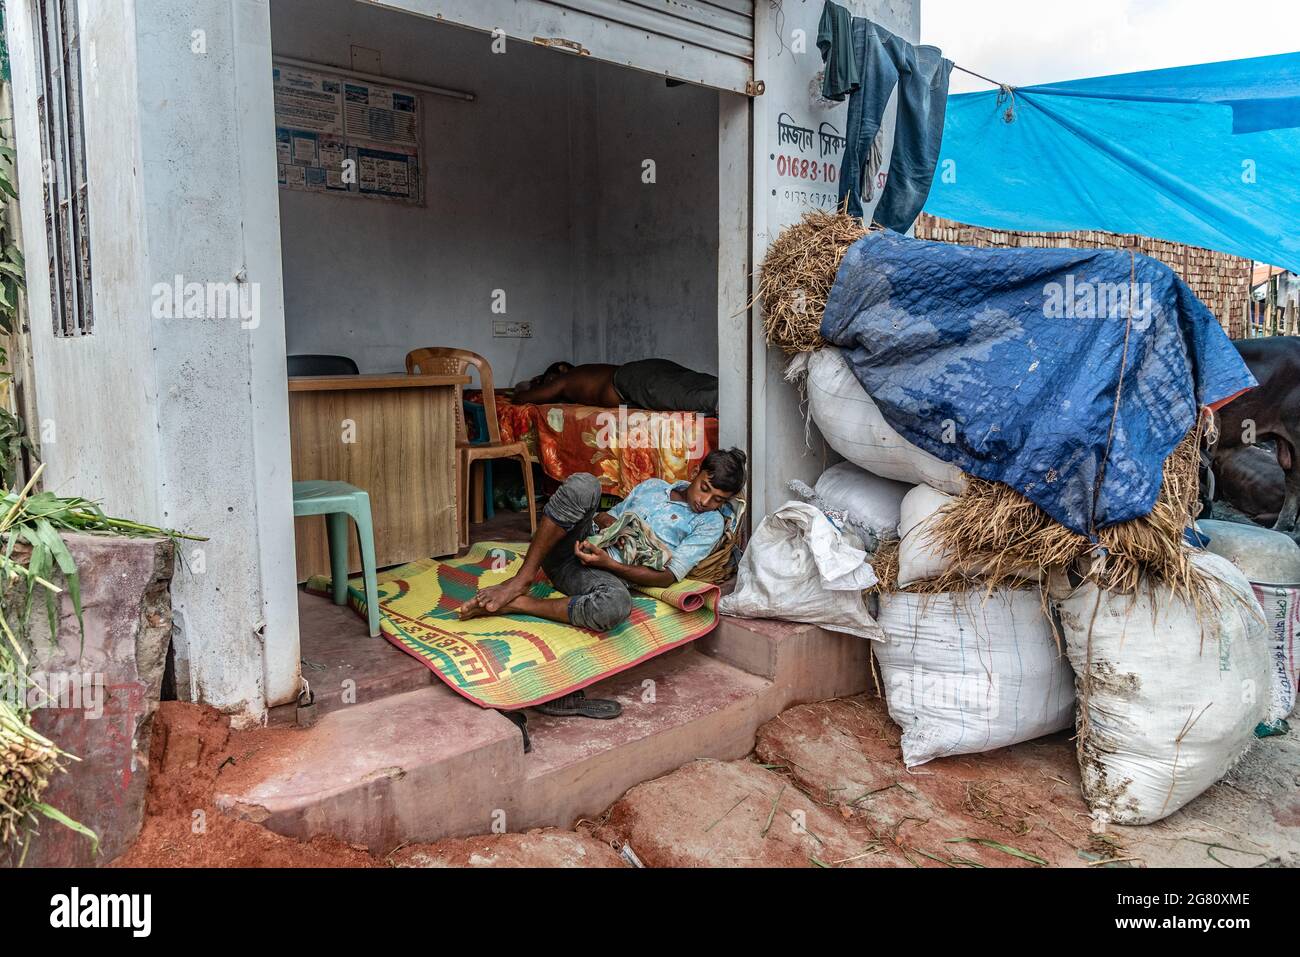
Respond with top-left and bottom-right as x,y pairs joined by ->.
874,589 -> 1075,767
720,501 -> 883,640
1054,551 -> 1274,825
805,347 -> 965,495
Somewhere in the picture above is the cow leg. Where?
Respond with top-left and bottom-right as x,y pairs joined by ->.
1272,439 -> 1300,532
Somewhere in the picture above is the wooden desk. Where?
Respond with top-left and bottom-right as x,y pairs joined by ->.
288,373 -> 468,582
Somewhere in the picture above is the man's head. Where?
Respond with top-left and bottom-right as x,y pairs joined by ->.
522,361 -> 574,391
683,447 -> 748,513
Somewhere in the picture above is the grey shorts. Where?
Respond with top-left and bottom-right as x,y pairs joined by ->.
613,359 -> 718,414
541,473 -> 632,632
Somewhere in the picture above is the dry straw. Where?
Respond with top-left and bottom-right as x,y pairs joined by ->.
929,426 -> 1210,604
755,210 -> 871,355
868,421 -> 1213,607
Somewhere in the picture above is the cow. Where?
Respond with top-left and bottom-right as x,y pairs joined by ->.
1212,442 -> 1285,526
1213,336 -> 1300,531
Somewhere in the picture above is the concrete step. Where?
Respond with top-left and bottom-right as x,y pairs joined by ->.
700,615 -> 873,704
215,683 -> 522,852
217,648 -> 773,851
511,648 -> 773,831
217,616 -> 873,851
282,592 -> 435,723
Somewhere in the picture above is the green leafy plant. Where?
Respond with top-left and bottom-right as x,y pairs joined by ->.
0,465 -> 205,858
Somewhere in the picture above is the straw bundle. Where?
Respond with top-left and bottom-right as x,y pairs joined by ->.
868,537 -> 899,593
0,699 -> 63,846
929,427 -> 1209,603
756,210 -> 871,355
687,498 -> 748,585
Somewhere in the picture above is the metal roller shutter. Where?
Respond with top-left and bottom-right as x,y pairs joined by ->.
368,0 -> 757,94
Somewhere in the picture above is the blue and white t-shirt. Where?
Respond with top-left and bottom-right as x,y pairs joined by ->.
606,479 -> 725,581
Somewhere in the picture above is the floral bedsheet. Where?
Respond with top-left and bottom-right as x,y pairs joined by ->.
474,393 -> 719,497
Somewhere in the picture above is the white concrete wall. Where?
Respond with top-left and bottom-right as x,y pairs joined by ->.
7,0 -> 162,518
271,0 -> 719,383
6,0 -> 301,724
749,0 -> 921,517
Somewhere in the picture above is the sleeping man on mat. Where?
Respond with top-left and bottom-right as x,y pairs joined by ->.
512,358 -> 718,415
458,448 -> 747,720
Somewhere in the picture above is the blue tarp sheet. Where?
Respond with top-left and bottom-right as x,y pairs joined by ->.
820,231 -> 1256,536
924,53 -> 1300,272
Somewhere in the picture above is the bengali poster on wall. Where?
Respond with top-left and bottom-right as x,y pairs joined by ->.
273,61 -> 422,204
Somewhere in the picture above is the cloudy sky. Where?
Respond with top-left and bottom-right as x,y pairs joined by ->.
922,0 -> 1300,94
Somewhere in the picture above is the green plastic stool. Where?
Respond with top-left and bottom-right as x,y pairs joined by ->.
293,481 -> 381,637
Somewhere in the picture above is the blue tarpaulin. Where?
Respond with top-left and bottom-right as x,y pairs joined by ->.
924,53 -> 1300,271
820,230 -> 1256,536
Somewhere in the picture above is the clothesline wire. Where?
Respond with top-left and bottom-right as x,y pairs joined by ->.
953,63 -> 1012,90
953,64 -> 1019,121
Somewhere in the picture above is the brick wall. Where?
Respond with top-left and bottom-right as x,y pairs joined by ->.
914,214 -> 1253,337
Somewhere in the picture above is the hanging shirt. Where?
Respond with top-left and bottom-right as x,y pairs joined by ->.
817,1 -> 860,101
605,479 -> 725,581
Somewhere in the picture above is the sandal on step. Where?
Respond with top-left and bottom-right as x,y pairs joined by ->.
534,690 -> 622,720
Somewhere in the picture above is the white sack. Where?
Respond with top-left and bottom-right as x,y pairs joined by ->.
874,589 -> 1076,767
720,501 -> 883,641
1249,583 -> 1299,719
805,347 -> 965,495
789,462 -> 910,547
896,484 -> 956,587
815,462 -> 911,536
1054,551 -> 1274,825
1197,519 -> 1300,717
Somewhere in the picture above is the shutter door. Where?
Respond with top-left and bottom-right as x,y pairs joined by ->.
369,0 -> 756,94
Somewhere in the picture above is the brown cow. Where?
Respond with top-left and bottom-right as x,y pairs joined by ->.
1213,336 -> 1300,531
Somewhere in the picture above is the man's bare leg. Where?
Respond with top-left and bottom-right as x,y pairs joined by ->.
460,515 -> 568,618
463,594 -> 572,624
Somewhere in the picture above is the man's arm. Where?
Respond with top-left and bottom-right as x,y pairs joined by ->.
575,540 -> 675,588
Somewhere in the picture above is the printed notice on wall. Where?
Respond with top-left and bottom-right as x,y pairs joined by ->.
273,61 -> 422,204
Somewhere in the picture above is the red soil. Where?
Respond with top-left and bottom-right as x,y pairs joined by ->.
111,701 -> 377,868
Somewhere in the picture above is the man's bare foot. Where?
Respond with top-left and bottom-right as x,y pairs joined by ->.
475,577 -> 530,613
458,595 -> 490,620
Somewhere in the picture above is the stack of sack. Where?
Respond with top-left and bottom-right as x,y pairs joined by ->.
790,344 -> 1281,825
744,212 -> 1283,826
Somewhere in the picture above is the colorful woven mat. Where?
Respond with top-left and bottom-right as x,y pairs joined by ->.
340,541 -> 721,710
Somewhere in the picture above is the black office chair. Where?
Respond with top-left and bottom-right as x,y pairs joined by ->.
287,354 -> 360,377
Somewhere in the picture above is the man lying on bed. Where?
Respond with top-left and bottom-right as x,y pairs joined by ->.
512,358 -> 718,415
458,448 -> 747,719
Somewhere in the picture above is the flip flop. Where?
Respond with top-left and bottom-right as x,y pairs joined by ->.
499,709 -> 532,753
534,690 -> 622,720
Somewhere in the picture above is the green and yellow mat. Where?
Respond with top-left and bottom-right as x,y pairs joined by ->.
333,541 -> 721,710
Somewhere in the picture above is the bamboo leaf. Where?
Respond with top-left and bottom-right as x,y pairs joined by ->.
32,803 -> 99,855
944,837 -> 1048,866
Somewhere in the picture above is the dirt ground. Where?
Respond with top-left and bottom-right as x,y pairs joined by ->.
111,701 -> 620,868
112,702 -> 377,868
113,695 -> 1299,868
